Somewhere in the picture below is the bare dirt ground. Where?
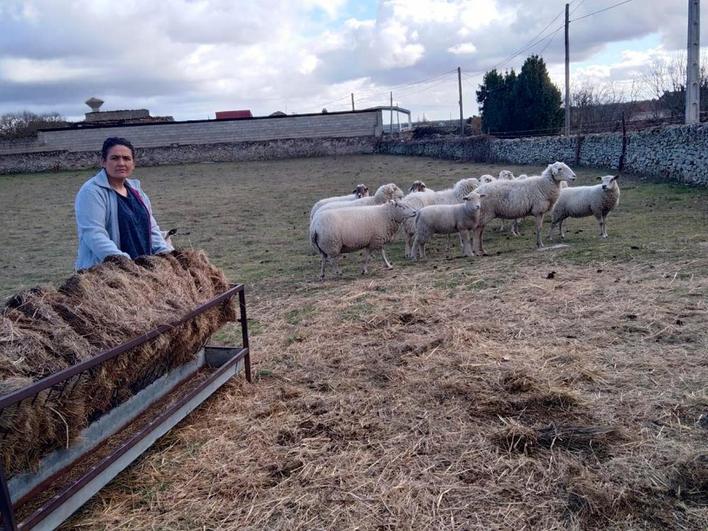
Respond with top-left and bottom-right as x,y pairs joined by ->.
1,155 -> 706,529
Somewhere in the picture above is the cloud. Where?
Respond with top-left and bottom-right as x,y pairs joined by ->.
0,0 -> 703,121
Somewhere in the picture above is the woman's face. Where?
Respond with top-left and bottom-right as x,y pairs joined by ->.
102,145 -> 135,180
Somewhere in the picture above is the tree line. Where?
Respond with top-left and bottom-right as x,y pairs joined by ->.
476,52 -> 707,137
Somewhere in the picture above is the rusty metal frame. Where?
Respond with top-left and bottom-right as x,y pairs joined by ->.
0,284 -> 250,530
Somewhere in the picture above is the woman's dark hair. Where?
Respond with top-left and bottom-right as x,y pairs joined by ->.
101,137 -> 135,160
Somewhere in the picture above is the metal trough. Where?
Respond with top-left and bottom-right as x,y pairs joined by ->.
0,284 -> 250,530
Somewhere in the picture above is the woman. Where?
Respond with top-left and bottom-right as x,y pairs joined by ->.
74,137 -> 172,270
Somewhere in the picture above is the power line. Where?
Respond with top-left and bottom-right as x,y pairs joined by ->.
571,0 -> 634,22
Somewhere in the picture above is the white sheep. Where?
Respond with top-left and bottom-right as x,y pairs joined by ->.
480,174 -> 496,184
549,175 -> 620,240
310,200 -> 416,279
472,161 -> 576,254
411,192 -> 484,260
498,170 -> 515,181
316,183 -> 403,214
401,178 -> 479,257
310,184 -> 369,219
495,170 -> 516,232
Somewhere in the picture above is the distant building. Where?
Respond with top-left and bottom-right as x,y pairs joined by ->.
215,110 -> 253,120
80,97 -> 174,126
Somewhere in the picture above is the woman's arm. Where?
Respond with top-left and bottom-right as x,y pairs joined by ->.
75,185 -> 130,261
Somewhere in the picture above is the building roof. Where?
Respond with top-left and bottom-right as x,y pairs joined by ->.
215,110 -> 253,120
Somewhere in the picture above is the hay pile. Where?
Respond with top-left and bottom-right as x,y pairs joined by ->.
0,250 -> 236,477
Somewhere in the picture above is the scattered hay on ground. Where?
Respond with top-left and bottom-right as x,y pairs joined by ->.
0,250 -> 235,476
67,257 -> 707,529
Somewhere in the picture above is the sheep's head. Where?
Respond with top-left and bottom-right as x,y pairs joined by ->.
597,174 -> 619,191
498,170 -> 515,180
480,174 -> 496,184
353,183 -> 370,198
388,199 -> 417,221
546,161 -> 576,183
462,192 -> 483,214
454,178 -> 480,199
408,180 -> 427,193
517,174 -> 528,180
375,183 -> 404,201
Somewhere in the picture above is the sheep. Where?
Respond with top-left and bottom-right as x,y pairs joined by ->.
408,180 -> 431,193
310,184 -> 369,219
495,170 -> 516,232
401,178 -> 479,258
472,161 -> 576,254
549,175 -> 620,240
310,200 -> 416,279
480,174 -> 496,184
316,183 -> 403,214
411,192 -> 484,260
498,170 -> 515,181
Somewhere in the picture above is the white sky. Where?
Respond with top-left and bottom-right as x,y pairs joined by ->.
0,0 -> 704,122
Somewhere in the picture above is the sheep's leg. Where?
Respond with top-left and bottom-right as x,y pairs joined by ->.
461,231 -> 473,257
559,219 -> 566,240
404,232 -> 413,259
334,256 -> 343,277
411,236 -> 420,261
512,219 -> 521,236
361,249 -> 370,274
319,255 -> 327,280
598,215 -> 608,238
473,226 -> 486,256
381,248 -> 393,269
547,221 -> 556,242
458,230 -> 469,255
534,214 -> 545,248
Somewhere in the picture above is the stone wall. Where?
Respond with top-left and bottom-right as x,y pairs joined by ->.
0,110 -> 382,156
379,123 -> 708,186
0,110 -> 383,174
0,136 -> 378,174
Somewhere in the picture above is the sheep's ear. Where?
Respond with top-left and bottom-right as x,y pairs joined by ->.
596,176 -> 602,181
613,175 -> 620,181
478,193 -> 486,198
551,164 -> 559,176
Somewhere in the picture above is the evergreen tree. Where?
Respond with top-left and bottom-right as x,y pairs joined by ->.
476,69 -> 516,134
512,55 -> 563,135
476,55 -> 563,136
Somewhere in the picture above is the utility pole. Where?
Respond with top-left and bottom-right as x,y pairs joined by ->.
458,66 -> 464,136
686,0 -> 700,124
564,3 -> 571,136
351,93 -> 355,111
390,92 -> 393,133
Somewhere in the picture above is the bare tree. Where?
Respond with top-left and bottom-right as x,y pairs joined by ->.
0,111 -> 68,139
641,51 -> 708,119
571,81 -> 637,133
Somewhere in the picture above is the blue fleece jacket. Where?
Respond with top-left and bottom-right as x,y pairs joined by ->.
74,169 -> 172,270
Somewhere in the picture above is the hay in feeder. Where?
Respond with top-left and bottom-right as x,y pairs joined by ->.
0,250 -> 236,476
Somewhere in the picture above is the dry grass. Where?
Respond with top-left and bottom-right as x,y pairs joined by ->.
67,257 -> 707,529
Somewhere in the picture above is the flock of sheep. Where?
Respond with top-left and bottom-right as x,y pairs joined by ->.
309,162 -> 621,280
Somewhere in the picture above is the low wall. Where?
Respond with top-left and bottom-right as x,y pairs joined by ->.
378,123 -> 708,186
0,137 -> 378,174
0,110 -> 382,156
